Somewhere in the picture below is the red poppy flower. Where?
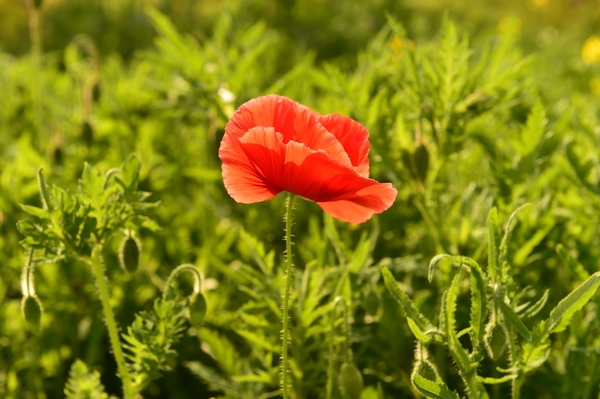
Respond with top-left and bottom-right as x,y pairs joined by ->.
218,95 -> 397,223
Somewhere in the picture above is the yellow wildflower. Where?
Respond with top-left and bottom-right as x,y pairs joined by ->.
582,36 -> 600,65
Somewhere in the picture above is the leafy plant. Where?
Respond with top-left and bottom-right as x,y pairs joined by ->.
382,206 -> 600,399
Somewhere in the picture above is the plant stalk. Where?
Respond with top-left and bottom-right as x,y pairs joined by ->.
281,193 -> 295,399
505,322 -> 520,399
90,246 -> 134,399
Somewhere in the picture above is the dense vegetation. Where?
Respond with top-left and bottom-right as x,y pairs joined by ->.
2,0 -> 600,398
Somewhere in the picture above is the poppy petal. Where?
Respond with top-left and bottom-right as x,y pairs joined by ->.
225,95 -> 352,167
220,126 -> 282,203
317,113 -> 370,177
236,127 -> 396,222
317,183 -> 398,224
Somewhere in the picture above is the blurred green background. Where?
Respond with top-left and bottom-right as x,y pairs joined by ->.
3,0 -> 600,398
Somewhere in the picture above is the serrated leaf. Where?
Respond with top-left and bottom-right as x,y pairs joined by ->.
543,272 -> 600,335
517,102 -> 546,155
466,259 -> 487,350
487,207 -> 499,282
443,273 -> 473,373
19,204 -> 48,219
499,203 -> 532,264
412,374 -> 461,399
381,266 -> 432,331
521,334 -> 550,372
37,168 -> 51,211
498,300 -> 532,341
64,360 -> 108,399
118,154 -> 141,193
520,289 -> 549,319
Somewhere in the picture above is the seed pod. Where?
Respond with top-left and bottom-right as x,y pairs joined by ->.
338,362 -> 363,399
92,82 -> 101,102
22,295 -> 43,334
80,121 -> 93,146
188,293 -> 207,326
484,323 -> 507,360
119,234 -> 140,272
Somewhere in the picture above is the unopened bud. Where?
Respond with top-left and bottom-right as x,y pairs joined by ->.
413,142 -> 429,183
22,295 -> 43,334
119,234 -> 140,272
485,323 -> 507,360
364,289 -> 380,316
188,293 -> 207,326
80,121 -> 94,146
414,359 -> 438,382
92,82 -> 101,102
338,362 -> 363,399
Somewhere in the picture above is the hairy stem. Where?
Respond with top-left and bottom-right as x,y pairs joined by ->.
281,193 -> 295,399
89,246 -> 134,399
506,323 -> 520,399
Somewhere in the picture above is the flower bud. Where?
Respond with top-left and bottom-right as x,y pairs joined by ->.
414,359 -> 438,382
188,293 -> 207,326
80,121 -> 94,146
484,323 -> 507,360
364,289 -> 380,316
119,234 -> 140,272
22,295 -> 43,334
413,142 -> 429,183
338,361 -> 363,399
92,82 -> 101,102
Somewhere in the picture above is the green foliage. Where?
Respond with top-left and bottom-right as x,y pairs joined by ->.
123,298 -> 188,388
3,2 -> 600,398
383,208 -> 600,399
64,360 -> 109,399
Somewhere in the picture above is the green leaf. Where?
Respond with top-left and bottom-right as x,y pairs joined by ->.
19,204 -> 48,219
520,289 -> 549,319
443,272 -> 473,374
477,375 -> 517,385
514,102 -> 546,155
521,331 -> 551,372
37,168 -> 51,211
407,317 -> 432,344
380,266 -> 432,331
487,207 -> 499,282
117,155 -> 141,193
64,360 -> 108,399
543,272 -> 600,335
428,254 -> 448,283
349,233 -> 371,274
412,374 -> 461,399
498,300 -> 532,341
556,244 -> 590,281
498,203 -> 532,264
466,259 -> 487,350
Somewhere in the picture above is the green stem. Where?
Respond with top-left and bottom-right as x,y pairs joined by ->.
281,193 -> 295,399
505,322 -> 520,399
89,246 -> 134,399
162,263 -> 203,301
